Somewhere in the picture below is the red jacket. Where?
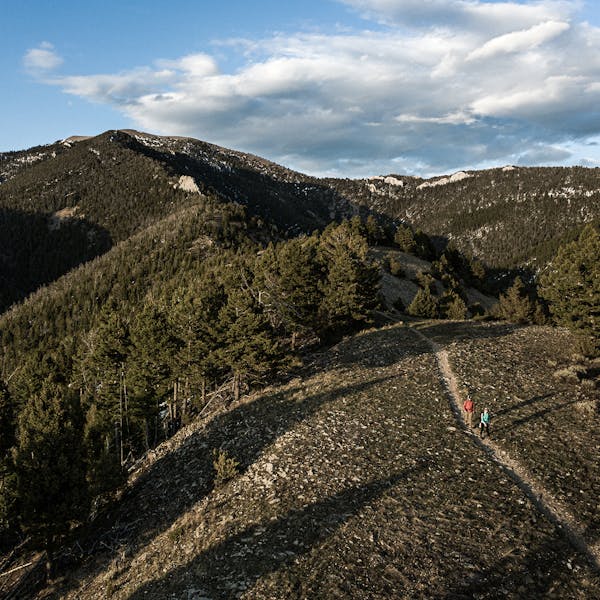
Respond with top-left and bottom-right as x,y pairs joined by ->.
463,399 -> 474,413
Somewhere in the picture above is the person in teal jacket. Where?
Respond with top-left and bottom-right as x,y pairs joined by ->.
479,407 -> 491,439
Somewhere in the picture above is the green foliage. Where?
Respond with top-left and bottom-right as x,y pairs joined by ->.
407,288 -> 438,318
365,214 -> 385,245
539,224 -> 600,354
318,222 -> 381,335
15,381 -> 88,545
440,291 -> 468,320
212,448 -> 239,487
415,272 -> 436,293
495,277 -> 537,324
394,223 -> 417,253
254,236 -> 322,345
386,255 -> 404,278
218,286 -> 287,400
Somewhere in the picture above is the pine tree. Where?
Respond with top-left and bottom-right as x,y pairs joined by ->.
127,303 -> 181,448
76,307 -> 131,485
169,275 -> 226,413
365,215 -> 384,245
254,236 -> 322,347
440,291 -> 468,320
394,223 -> 417,253
318,223 -> 380,334
407,288 -> 438,318
496,276 -> 535,324
539,224 -> 600,354
218,286 -> 286,402
15,380 -> 88,574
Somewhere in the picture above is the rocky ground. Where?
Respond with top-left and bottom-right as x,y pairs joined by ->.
420,321 -> 600,544
31,320 -> 599,600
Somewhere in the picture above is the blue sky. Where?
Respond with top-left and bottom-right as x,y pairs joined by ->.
3,0 -> 600,177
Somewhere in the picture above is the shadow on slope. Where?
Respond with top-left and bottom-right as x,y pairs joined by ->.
56,372 -> 397,595
416,320 -> 520,346
443,535 -> 599,599
0,208 -> 111,312
127,466 -> 428,600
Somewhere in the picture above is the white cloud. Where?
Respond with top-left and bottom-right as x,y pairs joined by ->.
340,0 -> 576,33
23,1 -> 600,177
467,20 -> 570,61
23,42 -> 63,72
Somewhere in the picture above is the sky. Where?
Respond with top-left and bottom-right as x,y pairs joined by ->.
2,0 -> 600,178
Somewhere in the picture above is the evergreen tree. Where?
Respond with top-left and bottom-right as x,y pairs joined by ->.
539,224 -> 600,354
394,223 -> 417,253
496,276 -> 536,324
414,229 -> 436,260
254,236 -> 322,347
127,303 -> 181,448
407,288 -> 438,318
440,291 -> 468,320
169,276 -> 226,412
365,215 -> 384,245
76,307 -> 131,487
218,286 -> 286,402
15,380 -> 88,574
318,223 -> 380,334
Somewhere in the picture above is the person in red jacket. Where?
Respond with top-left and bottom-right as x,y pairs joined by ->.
463,396 -> 475,428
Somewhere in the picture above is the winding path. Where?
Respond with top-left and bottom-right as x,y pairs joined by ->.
411,325 -> 600,573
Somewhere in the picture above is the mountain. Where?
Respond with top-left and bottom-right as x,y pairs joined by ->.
2,130 -> 599,309
327,165 -> 600,269
0,131 -> 598,598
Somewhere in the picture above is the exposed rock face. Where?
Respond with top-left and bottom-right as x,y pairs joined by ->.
417,171 -> 472,189
176,175 -> 201,194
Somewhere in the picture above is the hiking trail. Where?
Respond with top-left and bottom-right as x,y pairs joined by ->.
411,324 -> 600,573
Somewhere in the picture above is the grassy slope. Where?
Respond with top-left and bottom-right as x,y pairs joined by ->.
41,323 -> 599,599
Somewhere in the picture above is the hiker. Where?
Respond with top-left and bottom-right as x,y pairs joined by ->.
463,396 -> 475,428
479,407 -> 491,438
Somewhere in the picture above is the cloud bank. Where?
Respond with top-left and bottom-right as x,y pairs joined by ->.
24,1 -> 600,177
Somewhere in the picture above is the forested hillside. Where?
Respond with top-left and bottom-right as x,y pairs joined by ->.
3,130 -> 598,314
328,166 -> 600,268
0,131 -> 598,597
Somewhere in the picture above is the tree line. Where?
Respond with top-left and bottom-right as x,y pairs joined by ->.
0,218 -> 380,564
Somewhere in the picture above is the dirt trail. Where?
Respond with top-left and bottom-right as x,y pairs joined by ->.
412,325 -> 600,573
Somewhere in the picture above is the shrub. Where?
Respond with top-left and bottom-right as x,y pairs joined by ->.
387,256 -> 405,278
407,288 -> 438,318
212,448 -> 240,487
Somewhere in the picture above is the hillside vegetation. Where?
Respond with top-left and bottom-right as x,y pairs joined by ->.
0,131 -> 598,597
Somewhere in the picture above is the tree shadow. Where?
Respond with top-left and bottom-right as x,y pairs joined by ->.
416,321 -> 520,347
126,465 -> 428,600
0,208 -> 112,313
493,393 -> 555,418
55,371 -> 398,595
442,534 -> 599,599
509,397 -> 581,429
